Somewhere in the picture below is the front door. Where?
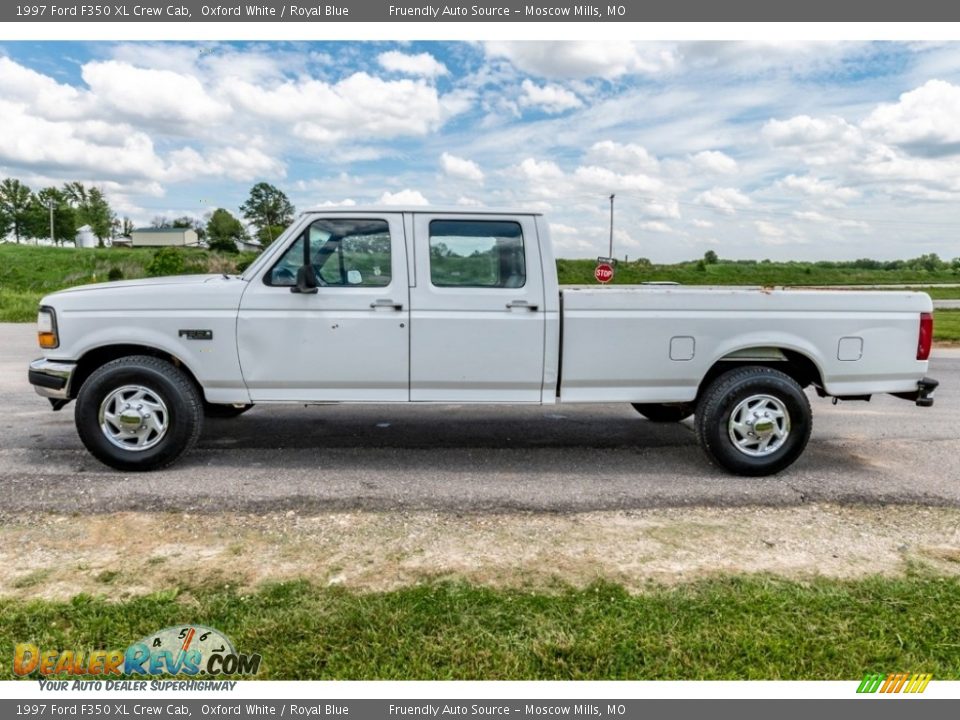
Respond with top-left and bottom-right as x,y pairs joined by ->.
409,213 -> 546,402
237,213 -> 409,402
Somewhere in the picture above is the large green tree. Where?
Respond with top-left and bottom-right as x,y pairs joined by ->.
0,205 -> 11,240
240,182 -> 294,247
62,182 -> 115,247
84,187 -> 115,247
0,178 -> 33,243
25,188 -> 77,245
205,208 -> 245,254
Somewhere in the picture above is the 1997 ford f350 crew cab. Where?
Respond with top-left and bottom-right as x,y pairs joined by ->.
28,207 -> 938,476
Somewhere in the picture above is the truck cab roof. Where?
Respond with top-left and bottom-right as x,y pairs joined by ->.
301,205 -> 543,216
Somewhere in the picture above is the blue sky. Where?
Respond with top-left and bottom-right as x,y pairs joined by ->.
2,40 -> 960,261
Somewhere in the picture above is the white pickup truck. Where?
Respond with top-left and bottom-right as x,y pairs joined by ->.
29,207 -> 938,476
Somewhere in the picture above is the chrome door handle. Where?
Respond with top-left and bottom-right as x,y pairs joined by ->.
370,299 -> 404,310
506,300 -> 539,311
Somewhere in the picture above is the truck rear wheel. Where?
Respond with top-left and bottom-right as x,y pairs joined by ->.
75,355 -> 203,471
631,403 -> 694,423
695,366 -> 811,476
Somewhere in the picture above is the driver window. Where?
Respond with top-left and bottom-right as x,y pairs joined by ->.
267,218 -> 392,287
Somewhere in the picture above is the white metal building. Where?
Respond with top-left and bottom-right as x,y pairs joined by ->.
130,227 -> 199,247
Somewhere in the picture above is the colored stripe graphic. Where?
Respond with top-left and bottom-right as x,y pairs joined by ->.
857,673 -> 885,693
858,672 -> 931,694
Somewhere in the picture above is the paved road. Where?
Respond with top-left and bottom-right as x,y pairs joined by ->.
0,323 -> 957,516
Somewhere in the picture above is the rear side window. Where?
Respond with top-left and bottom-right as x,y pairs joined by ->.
267,218 -> 391,287
428,220 -> 525,288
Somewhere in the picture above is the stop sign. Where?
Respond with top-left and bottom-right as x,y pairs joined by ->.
595,262 -> 614,284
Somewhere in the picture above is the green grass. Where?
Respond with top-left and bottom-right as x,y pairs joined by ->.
0,244 -> 254,321
3,577 -> 960,680
556,258 -> 960,287
0,289 -> 42,323
915,286 -> 960,299
3,245 -> 960,335
934,310 -> 960,342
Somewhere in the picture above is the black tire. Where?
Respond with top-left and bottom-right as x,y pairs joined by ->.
74,355 -> 203,471
203,401 -> 253,418
632,403 -> 694,423
695,366 -> 811,477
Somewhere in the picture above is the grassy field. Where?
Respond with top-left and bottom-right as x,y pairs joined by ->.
0,244 -> 252,322
2,245 -> 960,339
2,577 -> 958,680
934,310 -> 960,342
556,257 -> 960,286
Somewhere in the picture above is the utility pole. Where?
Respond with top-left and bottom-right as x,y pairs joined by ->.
608,194 -> 615,258
47,199 -> 55,246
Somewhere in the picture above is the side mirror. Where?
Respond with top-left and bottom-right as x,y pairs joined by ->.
291,265 -> 319,294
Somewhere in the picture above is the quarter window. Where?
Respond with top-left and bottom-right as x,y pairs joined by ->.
428,220 -> 526,288
267,218 -> 391,287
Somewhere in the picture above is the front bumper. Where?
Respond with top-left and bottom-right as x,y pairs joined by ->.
28,358 -> 77,400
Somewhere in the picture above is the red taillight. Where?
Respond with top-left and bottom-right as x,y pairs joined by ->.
917,312 -> 933,361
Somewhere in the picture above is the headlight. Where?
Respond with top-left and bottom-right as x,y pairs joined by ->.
37,306 -> 59,349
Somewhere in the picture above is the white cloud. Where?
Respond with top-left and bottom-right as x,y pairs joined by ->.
81,60 -> 228,129
573,165 -> 662,193
518,79 -> 582,114
755,220 -> 785,237
0,100 -> 166,181
691,219 -> 714,228
695,187 -> 751,214
862,79 -> 960,154
440,152 -> 484,182
640,200 -> 681,219
315,199 -> 358,207
165,146 -> 285,182
762,115 -> 860,147
378,51 -> 449,79
639,221 -> 672,233
585,141 -> 660,173
224,72 -> 448,143
484,41 -> 677,79
793,210 -> 830,223
691,150 -> 738,174
778,174 -> 860,200
514,158 -> 565,182
379,189 -> 429,205
0,57 -> 86,120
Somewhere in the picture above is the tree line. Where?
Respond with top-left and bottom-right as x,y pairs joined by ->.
0,178 -> 296,254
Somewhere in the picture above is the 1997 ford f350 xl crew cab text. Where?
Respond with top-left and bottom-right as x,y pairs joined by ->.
28,207 -> 939,476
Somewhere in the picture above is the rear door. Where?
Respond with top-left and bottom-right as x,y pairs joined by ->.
237,213 -> 409,402
409,213 -> 546,402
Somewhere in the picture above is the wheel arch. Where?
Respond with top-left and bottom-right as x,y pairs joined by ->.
697,345 -> 825,401
71,344 -> 203,400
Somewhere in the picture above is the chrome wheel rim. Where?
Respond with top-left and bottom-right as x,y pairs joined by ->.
99,385 -> 169,452
728,394 -> 790,457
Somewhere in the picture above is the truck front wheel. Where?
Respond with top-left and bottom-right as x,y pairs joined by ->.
695,366 -> 811,476
75,355 -> 203,471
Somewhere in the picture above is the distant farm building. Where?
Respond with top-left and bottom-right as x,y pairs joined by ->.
75,225 -> 96,248
130,227 -> 200,247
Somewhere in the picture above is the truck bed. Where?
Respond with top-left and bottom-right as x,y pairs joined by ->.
558,286 -> 931,403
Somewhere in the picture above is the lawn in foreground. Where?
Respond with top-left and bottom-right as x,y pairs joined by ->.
2,576 -> 958,680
